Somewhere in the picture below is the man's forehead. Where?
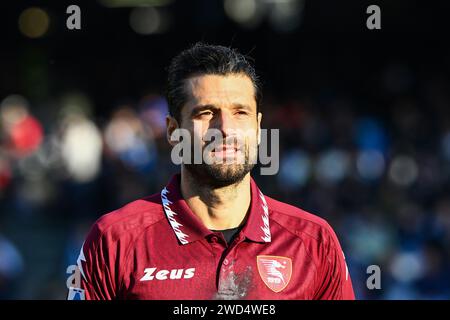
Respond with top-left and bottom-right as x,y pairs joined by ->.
184,74 -> 256,106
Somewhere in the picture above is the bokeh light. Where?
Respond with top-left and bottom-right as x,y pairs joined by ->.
129,7 -> 170,35
389,155 -> 419,187
18,7 -> 50,39
389,251 -> 424,284
224,0 -> 265,29
268,0 -> 304,33
315,149 -> 351,185
278,149 -> 311,189
356,150 -> 385,181
60,115 -> 103,183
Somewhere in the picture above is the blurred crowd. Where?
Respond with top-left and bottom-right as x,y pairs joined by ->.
1,60 -> 450,299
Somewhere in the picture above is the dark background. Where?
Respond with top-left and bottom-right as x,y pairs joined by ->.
0,0 -> 450,299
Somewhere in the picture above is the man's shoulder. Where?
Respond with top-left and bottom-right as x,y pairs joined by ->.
89,192 -> 165,243
265,195 -> 338,244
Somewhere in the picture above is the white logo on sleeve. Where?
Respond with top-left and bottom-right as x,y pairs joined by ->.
76,242 -> 87,281
140,267 -> 196,281
343,251 -> 349,281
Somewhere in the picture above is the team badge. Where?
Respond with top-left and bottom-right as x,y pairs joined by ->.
256,255 -> 292,293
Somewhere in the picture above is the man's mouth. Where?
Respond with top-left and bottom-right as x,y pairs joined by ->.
211,145 -> 241,158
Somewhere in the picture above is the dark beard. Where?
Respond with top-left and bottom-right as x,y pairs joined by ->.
183,133 -> 257,188
184,162 -> 255,188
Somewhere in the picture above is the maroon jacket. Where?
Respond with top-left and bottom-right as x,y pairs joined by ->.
71,174 -> 355,300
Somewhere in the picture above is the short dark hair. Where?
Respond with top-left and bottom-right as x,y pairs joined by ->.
165,42 -> 261,123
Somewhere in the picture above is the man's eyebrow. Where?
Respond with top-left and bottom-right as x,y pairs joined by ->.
231,103 -> 253,111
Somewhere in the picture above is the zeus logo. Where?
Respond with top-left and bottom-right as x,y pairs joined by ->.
140,267 -> 196,281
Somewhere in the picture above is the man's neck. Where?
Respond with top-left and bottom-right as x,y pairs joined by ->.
180,168 -> 251,230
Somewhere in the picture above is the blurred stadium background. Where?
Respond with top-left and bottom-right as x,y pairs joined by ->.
1,0 -> 450,299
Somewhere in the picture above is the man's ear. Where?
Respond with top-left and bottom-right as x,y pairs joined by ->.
257,112 -> 262,145
166,115 -> 179,147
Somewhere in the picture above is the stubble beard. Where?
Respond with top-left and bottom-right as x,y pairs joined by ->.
184,143 -> 256,188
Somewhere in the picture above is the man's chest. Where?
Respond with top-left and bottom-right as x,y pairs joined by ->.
121,235 -> 317,300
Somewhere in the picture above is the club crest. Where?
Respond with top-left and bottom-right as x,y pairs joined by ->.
257,255 -> 292,293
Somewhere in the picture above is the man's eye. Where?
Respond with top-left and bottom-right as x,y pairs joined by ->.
236,111 -> 248,116
199,111 -> 213,116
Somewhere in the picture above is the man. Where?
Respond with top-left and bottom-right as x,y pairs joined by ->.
68,43 -> 355,300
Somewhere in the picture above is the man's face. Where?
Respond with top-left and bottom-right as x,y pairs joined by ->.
167,73 -> 262,187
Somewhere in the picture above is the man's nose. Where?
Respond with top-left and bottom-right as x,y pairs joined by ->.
214,111 -> 235,137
